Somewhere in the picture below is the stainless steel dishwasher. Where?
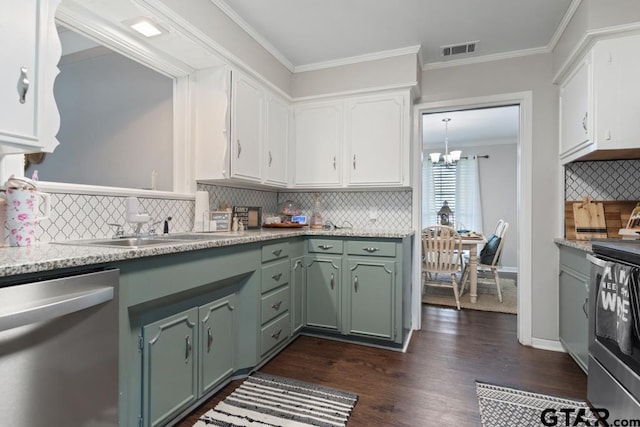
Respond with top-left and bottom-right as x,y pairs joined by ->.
0,268 -> 119,427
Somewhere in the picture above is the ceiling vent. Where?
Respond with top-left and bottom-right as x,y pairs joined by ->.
441,41 -> 478,57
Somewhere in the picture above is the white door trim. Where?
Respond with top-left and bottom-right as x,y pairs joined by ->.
411,91 -> 533,346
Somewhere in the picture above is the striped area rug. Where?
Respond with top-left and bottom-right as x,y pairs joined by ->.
476,381 -> 597,427
194,373 -> 358,427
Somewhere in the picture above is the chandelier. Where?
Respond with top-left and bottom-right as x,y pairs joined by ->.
429,118 -> 462,166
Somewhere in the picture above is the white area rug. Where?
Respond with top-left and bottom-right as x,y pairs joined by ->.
194,373 -> 358,427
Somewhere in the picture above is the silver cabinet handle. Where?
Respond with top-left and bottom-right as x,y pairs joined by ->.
319,244 -> 333,250
237,139 -> 242,158
271,329 -> 282,339
582,112 -> 588,134
185,336 -> 192,362
354,275 -> 359,293
269,150 -> 273,167
207,327 -> 213,352
330,273 -> 335,290
586,253 -> 607,268
333,156 -> 336,170
272,301 -> 282,310
272,249 -> 282,256
272,272 -> 283,281
18,66 -> 29,104
583,298 -> 589,319
353,154 -> 356,169
363,247 -> 380,253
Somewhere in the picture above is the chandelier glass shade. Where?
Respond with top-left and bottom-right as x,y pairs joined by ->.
430,118 -> 461,166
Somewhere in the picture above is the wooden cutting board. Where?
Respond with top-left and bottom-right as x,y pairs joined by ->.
572,196 -> 607,240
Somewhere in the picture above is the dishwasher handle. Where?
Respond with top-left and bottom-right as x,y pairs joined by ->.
0,269 -> 117,333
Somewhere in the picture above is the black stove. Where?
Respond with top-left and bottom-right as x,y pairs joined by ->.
591,239 -> 640,265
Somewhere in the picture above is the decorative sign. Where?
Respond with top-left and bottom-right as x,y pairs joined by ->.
208,211 -> 231,232
233,206 -> 262,229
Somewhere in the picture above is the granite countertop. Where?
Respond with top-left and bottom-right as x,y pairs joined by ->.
554,238 -> 593,252
0,228 -> 415,278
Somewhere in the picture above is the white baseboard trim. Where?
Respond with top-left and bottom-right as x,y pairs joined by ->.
531,337 -> 565,352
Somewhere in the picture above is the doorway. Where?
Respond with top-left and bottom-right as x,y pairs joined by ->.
421,106 -> 519,313
411,92 -> 533,345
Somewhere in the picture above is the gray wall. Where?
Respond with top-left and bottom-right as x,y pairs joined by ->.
420,53 -> 561,342
28,48 -> 173,190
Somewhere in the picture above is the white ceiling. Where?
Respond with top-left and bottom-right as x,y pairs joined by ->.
217,0 -> 573,71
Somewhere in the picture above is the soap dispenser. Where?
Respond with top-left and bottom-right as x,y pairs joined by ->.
310,193 -> 323,229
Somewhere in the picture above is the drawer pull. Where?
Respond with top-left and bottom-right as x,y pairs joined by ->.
272,272 -> 283,281
272,249 -> 282,256
319,244 -> 334,250
272,301 -> 282,310
271,329 -> 282,340
207,327 -> 213,352
363,247 -> 380,253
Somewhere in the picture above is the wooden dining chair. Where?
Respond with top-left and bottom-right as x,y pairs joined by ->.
461,221 -> 509,303
422,225 -> 463,310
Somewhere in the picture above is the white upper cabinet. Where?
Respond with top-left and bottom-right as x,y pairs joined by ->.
293,101 -> 343,187
559,56 -> 592,162
559,33 -> 640,164
230,72 -> 263,182
264,94 -> 289,187
293,90 -> 411,188
0,0 -> 60,154
346,92 -> 409,187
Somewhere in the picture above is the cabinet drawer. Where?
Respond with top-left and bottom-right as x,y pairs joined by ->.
261,285 -> 290,325
347,240 -> 396,257
308,239 -> 343,254
261,260 -> 291,293
261,313 -> 290,356
261,242 -> 290,263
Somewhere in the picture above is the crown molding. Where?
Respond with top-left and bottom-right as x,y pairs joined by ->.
422,45 -> 549,71
211,0 -> 296,72
295,45 -> 422,73
547,0 -> 583,53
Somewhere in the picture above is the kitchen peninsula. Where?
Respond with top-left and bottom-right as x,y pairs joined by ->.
0,228 -> 413,427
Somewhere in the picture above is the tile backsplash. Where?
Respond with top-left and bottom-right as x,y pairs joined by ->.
27,184 -> 413,243
565,159 -> 640,200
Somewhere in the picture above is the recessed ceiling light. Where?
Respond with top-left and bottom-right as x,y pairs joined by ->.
129,18 -> 164,37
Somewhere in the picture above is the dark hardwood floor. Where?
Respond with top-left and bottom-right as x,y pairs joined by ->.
176,305 -> 587,426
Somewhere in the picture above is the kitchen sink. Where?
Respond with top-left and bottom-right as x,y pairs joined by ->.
52,233 -> 234,249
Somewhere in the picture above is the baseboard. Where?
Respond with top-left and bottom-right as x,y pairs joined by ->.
499,266 -> 518,274
530,337 -> 565,352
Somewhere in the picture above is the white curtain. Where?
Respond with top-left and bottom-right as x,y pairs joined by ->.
455,157 -> 483,233
421,159 -> 436,229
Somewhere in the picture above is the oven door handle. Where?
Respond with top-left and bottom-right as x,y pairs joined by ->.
586,253 -> 608,268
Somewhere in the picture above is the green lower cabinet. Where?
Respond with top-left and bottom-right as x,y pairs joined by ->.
142,307 -> 198,427
305,255 -> 341,331
291,256 -> 305,333
347,258 -> 395,340
141,294 -> 238,427
199,294 -> 237,396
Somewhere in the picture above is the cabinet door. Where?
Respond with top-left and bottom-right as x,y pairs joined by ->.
346,93 -> 408,186
593,34 -> 640,150
199,294 -> 237,396
293,102 -> 343,187
0,0 -> 60,152
264,95 -> 289,186
559,57 -> 592,162
347,258 -> 395,339
559,268 -> 589,373
230,72 -> 262,182
291,256 -> 305,333
142,307 -> 198,427
305,256 -> 341,330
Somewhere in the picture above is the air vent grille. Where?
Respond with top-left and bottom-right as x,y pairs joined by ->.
441,41 -> 478,57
